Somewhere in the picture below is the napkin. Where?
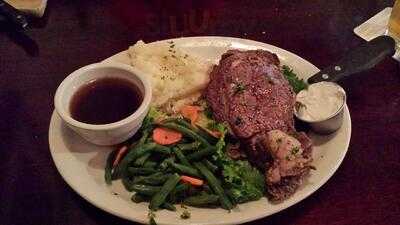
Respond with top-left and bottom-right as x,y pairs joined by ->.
354,7 -> 400,61
4,0 -> 47,17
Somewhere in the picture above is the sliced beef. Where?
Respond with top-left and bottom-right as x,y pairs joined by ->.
267,169 -> 310,201
263,130 -> 312,184
245,130 -> 313,201
205,49 -> 313,201
205,49 -> 295,139
226,142 -> 246,160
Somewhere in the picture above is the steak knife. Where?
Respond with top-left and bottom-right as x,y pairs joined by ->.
308,35 -> 396,84
0,0 -> 28,30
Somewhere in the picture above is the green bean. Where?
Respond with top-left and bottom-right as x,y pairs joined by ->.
169,118 -> 196,132
134,173 -> 172,185
131,184 -> 162,196
160,118 -> 190,127
140,130 -> 150,144
194,125 -> 218,144
161,123 -> 210,147
143,161 -> 157,168
131,193 -> 150,203
173,147 -> 191,167
115,142 -> 170,178
134,153 -> 151,166
169,162 -> 202,178
194,162 -> 233,210
104,149 -> 118,185
203,184 -> 213,194
169,183 -> 190,203
183,193 -> 220,207
152,145 -> 171,154
174,183 -> 190,194
146,138 -> 154,143
186,147 -> 216,161
128,140 -> 139,149
168,183 -> 186,203
162,118 -> 217,144
114,142 -> 158,178
122,176 -> 135,192
202,159 -> 218,173
164,167 -> 174,173
161,202 -> 176,211
159,156 -> 175,171
177,142 -> 201,152
187,185 -> 202,196
127,167 -> 157,176
149,173 -> 181,210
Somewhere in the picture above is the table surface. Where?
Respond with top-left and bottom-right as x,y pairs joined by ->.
1,1 -> 399,225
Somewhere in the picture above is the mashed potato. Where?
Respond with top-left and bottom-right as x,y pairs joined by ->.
128,40 -> 211,110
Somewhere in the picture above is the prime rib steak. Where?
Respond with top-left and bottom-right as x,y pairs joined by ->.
204,49 -> 313,201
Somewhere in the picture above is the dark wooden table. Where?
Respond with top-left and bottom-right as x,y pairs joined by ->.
1,1 -> 399,225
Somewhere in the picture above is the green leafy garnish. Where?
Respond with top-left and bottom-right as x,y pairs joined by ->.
212,123 -> 265,204
282,65 -> 308,93
141,107 -> 165,131
291,147 -> 300,155
223,160 -> 265,203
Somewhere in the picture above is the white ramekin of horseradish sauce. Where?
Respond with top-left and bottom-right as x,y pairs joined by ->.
294,81 -> 346,134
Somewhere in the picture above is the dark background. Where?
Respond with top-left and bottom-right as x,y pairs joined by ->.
0,1 -> 399,225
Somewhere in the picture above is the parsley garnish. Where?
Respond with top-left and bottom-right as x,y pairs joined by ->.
282,65 -> 308,93
291,147 -> 300,155
234,83 -> 246,94
295,101 -> 307,111
180,210 -> 191,219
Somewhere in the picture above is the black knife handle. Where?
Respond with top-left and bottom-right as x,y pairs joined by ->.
308,35 -> 396,84
0,0 -> 28,30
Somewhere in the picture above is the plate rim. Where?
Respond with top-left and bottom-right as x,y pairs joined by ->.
49,36 -> 352,225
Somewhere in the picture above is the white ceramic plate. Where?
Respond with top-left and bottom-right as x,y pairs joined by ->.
49,37 -> 351,225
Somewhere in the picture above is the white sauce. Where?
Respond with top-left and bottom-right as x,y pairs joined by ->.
295,81 -> 345,121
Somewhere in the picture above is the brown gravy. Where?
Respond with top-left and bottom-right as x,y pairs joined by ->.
70,77 -> 143,125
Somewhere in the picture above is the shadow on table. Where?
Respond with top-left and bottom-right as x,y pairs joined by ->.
0,22 -> 39,57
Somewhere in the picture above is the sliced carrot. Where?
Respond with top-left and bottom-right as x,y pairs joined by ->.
208,130 -> 222,138
152,127 -> 183,145
181,175 -> 204,186
112,145 -> 128,167
180,105 -> 202,126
